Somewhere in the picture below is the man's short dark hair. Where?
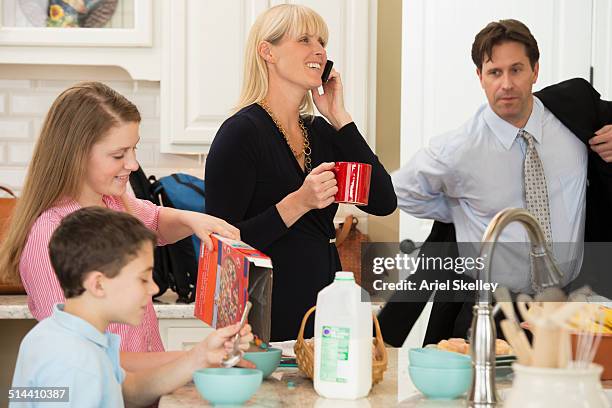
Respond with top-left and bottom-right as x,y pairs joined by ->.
49,207 -> 157,298
471,19 -> 539,71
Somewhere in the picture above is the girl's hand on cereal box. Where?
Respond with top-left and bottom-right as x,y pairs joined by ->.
191,323 -> 255,369
189,213 -> 240,250
158,208 -> 240,249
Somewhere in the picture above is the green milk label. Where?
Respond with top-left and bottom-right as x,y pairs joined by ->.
320,326 -> 350,383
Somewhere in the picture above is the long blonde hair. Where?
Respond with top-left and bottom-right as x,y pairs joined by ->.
235,4 -> 329,115
0,82 -> 141,284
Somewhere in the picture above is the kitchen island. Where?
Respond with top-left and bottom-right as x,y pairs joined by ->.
159,348 -> 475,407
159,347 -> 612,407
160,348 -> 403,407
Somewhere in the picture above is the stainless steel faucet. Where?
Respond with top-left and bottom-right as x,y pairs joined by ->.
467,208 -> 563,407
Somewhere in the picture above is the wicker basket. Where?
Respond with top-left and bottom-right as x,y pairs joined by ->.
294,306 -> 388,385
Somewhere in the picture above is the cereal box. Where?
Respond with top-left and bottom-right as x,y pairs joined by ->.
194,234 -> 273,342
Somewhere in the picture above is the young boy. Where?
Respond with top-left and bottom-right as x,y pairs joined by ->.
10,207 -> 252,407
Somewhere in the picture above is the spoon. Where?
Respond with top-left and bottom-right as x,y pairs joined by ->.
222,301 -> 252,368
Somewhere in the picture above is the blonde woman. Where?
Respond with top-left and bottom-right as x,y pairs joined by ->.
205,5 -> 397,341
0,82 -> 239,371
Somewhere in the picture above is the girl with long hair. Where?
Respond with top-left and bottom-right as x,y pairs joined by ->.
0,81 -> 239,370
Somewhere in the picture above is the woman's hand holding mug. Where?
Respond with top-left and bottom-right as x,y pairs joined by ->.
296,162 -> 338,210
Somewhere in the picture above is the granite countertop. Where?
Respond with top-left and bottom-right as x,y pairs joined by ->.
0,293 -> 383,320
0,295 -> 34,319
0,292 -> 195,319
159,347 -> 612,407
160,348 -> 403,408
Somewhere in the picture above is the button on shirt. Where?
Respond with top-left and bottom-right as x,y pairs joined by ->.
11,304 -> 125,408
393,97 -> 587,292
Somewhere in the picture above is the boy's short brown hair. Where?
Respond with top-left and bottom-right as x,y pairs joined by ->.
471,19 -> 539,71
49,207 -> 157,298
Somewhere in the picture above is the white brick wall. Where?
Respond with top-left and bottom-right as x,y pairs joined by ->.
11,93 -> 59,115
0,119 -> 30,139
7,142 -> 34,165
0,79 -> 203,195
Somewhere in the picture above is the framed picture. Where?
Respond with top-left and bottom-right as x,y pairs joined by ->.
0,0 -> 152,46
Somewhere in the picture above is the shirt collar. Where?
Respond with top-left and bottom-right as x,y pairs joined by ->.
55,195 -> 114,212
52,303 -> 111,349
52,304 -> 124,383
483,96 -> 544,150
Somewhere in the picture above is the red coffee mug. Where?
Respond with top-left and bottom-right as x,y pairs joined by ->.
333,162 -> 372,205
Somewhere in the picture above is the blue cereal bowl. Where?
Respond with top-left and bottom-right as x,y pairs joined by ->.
408,366 -> 472,400
243,348 -> 282,378
409,347 -> 471,369
193,367 -> 262,405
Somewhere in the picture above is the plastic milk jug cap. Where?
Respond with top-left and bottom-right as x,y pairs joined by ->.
334,271 -> 355,281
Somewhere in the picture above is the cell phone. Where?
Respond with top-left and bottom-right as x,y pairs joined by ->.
321,60 -> 334,83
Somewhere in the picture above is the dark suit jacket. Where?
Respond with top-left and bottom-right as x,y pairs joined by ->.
379,78 -> 612,346
536,78 -> 612,240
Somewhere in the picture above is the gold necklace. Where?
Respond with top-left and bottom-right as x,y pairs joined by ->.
258,101 -> 312,173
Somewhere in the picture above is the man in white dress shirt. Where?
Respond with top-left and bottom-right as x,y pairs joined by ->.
379,19 -> 612,346
394,19 -> 586,292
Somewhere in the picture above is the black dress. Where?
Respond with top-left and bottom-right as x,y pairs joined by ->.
205,103 -> 397,341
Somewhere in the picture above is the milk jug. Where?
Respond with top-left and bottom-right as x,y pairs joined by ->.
314,271 -> 372,399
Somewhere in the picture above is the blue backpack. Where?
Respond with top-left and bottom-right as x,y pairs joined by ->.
151,173 -> 205,261
151,173 -> 206,259
152,174 -> 205,213
130,167 -> 205,303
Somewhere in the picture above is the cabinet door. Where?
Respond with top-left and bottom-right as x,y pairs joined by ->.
399,0 -> 593,241
160,0 -> 376,153
158,318 -> 214,351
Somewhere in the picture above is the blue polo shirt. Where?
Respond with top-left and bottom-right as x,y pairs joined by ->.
10,304 -> 125,407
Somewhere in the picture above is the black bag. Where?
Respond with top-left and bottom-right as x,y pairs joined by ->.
129,166 -> 199,303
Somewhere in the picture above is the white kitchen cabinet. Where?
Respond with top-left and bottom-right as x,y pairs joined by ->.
154,292 -> 214,351
0,0 -> 160,80
399,0 -> 596,242
158,318 -> 214,351
160,0 -> 377,154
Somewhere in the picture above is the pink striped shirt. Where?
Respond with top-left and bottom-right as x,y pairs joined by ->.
20,194 -> 165,353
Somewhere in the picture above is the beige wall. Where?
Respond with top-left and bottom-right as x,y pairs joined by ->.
0,319 -> 36,408
368,0 -> 401,242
